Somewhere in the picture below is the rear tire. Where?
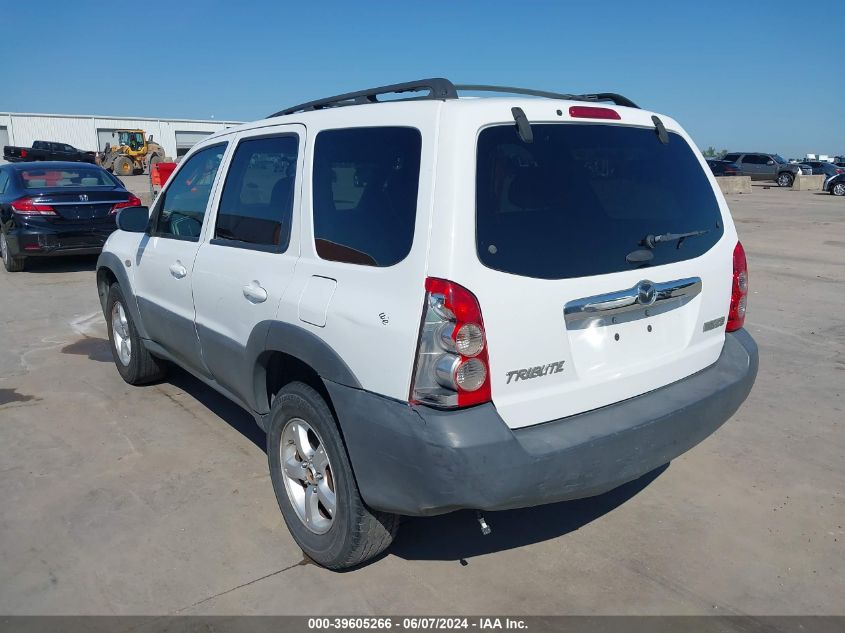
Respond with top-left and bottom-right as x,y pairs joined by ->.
267,382 -> 399,569
777,172 -> 794,187
832,182 -> 845,197
147,153 -> 162,175
0,233 -> 25,272
106,283 -> 167,384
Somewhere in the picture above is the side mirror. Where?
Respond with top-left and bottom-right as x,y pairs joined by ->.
116,206 -> 150,233
767,160 -> 774,165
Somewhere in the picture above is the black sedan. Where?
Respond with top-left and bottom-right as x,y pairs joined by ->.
802,160 -> 845,178
824,173 -> 845,197
0,161 -> 140,272
705,159 -> 741,176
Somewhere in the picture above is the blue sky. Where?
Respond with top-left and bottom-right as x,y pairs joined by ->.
4,0 -> 842,158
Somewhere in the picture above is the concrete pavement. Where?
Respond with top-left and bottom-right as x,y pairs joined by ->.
0,187 -> 842,615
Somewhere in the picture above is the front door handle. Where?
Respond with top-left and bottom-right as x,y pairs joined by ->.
242,281 -> 268,304
169,261 -> 187,279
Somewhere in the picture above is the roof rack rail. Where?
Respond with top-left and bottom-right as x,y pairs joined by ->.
268,78 -> 458,117
454,85 -> 639,109
268,79 -> 639,118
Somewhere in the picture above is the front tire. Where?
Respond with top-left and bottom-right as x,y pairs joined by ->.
777,172 -> 794,187
832,182 -> 845,197
1,233 -> 25,272
113,156 -> 133,177
106,283 -> 167,384
267,382 -> 399,569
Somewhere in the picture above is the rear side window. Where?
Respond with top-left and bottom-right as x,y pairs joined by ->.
723,153 -> 740,162
476,123 -> 724,280
312,127 -> 421,267
743,154 -> 767,165
215,135 -> 299,250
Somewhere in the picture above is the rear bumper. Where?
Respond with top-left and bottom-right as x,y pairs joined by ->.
5,224 -> 114,257
327,330 -> 758,516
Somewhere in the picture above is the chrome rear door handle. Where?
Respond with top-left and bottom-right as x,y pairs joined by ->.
242,281 -> 268,304
564,277 -> 702,328
169,261 -> 187,279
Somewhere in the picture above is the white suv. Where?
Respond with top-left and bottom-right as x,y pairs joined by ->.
96,79 -> 758,569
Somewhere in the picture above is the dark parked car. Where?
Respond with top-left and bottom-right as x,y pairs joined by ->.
706,159 -> 741,176
801,160 -> 826,175
3,140 -> 97,164
0,162 -> 140,272
722,152 -> 804,186
823,173 -> 845,196
802,161 -> 845,177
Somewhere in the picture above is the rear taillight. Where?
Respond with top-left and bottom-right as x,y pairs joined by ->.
20,149 -> 27,158
110,194 -> 142,214
569,105 -> 621,120
10,197 -> 56,215
727,241 -> 748,332
410,278 -> 492,408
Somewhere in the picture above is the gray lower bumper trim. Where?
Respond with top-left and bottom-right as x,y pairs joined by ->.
327,330 -> 758,516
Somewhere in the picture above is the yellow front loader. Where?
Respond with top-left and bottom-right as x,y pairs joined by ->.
98,129 -> 166,177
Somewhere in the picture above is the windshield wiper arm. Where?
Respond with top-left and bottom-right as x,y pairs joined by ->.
643,229 -> 709,249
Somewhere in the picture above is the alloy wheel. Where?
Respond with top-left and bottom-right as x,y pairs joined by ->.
280,417 -> 336,534
833,183 -> 845,197
111,301 -> 132,366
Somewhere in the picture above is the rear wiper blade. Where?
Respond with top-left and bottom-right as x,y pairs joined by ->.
642,229 -> 709,249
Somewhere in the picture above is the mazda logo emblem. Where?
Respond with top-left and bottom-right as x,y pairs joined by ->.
637,281 -> 657,306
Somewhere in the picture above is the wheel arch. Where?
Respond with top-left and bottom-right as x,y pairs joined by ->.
96,252 -> 149,339
252,322 -> 362,430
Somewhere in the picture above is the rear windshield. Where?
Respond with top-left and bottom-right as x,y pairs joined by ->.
476,123 -> 723,279
18,167 -> 118,189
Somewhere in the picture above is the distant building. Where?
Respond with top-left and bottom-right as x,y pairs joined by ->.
805,153 -> 833,162
0,112 -> 241,160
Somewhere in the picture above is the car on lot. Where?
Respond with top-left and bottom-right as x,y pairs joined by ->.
0,162 -> 140,272
95,78 -> 759,569
802,161 -> 845,178
722,152 -> 804,186
3,140 -> 97,164
823,173 -> 845,196
801,160 -> 825,175
706,159 -> 741,176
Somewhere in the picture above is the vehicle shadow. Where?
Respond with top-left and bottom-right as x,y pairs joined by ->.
22,254 -> 98,273
164,365 -> 267,452
147,365 -> 667,566
388,464 -> 668,564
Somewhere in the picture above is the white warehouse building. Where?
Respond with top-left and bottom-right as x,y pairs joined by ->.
0,112 -> 242,160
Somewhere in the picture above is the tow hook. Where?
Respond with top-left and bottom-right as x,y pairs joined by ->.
476,511 -> 492,536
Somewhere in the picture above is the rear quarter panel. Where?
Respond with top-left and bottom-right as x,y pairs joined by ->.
276,102 -> 443,401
